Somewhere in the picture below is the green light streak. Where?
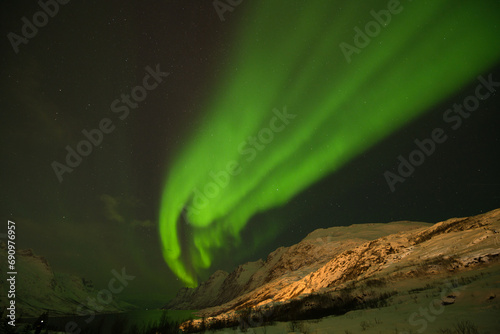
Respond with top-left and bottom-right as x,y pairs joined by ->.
160,0 -> 500,286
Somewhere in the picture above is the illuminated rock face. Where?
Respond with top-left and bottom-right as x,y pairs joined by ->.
166,219 -> 430,310
165,208 -> 500,319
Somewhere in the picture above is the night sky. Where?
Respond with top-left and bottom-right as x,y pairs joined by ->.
1,1 -> 499,307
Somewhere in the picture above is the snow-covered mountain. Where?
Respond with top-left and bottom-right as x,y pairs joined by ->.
0,244 -> 132,318
165,220 -> 431,311
165,209 -> 500,333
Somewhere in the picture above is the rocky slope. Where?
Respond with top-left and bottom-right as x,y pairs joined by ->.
0,244 -> 131,318
165,208 -> 500,326
165,220 -> 431,310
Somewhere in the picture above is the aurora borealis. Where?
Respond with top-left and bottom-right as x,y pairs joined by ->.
159,0 -> 500,286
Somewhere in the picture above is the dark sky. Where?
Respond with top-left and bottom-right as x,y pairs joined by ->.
1,1 -> 499,308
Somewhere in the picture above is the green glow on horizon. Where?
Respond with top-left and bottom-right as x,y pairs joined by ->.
160,0 -> 500,286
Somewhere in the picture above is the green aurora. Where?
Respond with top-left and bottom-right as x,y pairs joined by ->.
159,0 -> 500,287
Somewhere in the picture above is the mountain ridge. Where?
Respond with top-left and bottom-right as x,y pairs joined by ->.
0,243 -> 133,318
165,219 -> 434,311
169,208 -> 500,332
